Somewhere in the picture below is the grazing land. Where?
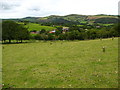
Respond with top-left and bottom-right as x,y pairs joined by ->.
25,23 -> 56,31
2,38 -> 118,88
18,22 -> 56,31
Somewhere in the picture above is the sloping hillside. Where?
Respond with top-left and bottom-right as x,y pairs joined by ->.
4,14 -> 119,25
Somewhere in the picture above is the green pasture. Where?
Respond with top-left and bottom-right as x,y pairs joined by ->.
101,24 -> 114,27
26,23 -> 56,31
2,38 -> 118,88
18,22 -> 56,31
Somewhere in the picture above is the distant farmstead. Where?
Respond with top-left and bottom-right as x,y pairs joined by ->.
49,29 -> 56,33
30,30 -> 40,34
62,27 -> 69,33
30,31 -> 37,34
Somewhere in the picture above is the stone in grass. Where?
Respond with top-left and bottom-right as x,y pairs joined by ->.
98,59 -> 101,62
102,46 -> 105,52
115,71 -> 118,73
69,84 -> 71,87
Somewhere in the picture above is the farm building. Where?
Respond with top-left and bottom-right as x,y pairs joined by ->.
49,29 -> 56,33
30,30 -> 40,34
62,27 -> 69,33
30,31 -> 37,34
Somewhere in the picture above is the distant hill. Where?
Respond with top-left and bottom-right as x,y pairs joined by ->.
3,14 -> 119,25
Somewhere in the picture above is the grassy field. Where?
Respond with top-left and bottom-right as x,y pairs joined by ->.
2,38 -> 118,88
25,23 -> 56,31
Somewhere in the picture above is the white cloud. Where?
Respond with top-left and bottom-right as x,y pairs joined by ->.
0,0 -> 119,19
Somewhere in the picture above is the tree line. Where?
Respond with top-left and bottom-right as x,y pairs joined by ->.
2,20 -> 120,43
32,23 -> 120,40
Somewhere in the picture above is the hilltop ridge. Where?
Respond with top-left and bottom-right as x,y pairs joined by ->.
3,14 -> 119,25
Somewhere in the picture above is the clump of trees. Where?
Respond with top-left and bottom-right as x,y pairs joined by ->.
31,23 -> 120,41
2,20 -> 30,43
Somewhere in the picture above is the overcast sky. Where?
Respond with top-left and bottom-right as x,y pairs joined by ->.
0,0 -> 119,19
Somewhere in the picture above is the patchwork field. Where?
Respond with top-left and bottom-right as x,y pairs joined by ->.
25,23 -> 56,31
2,38 -> 118,88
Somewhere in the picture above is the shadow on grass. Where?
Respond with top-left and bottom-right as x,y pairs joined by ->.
1,42 -> 30,45
1,40 -> 52,45
0,40 -> 64,45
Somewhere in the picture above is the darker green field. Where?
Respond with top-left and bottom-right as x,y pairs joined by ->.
2,38 -> 118,88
